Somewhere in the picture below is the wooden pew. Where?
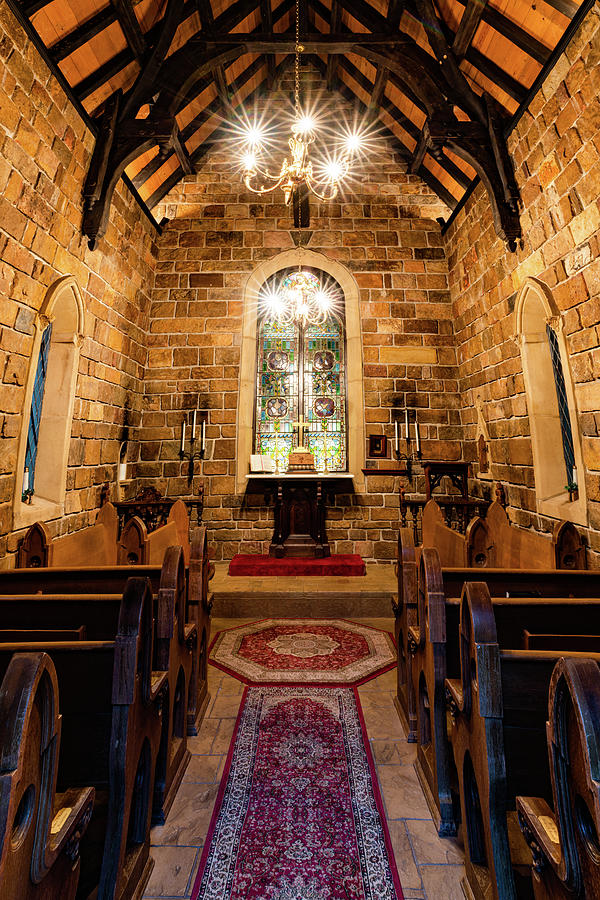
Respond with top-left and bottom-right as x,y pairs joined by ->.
517,657 -> 600,899
407,548 -> 600,837
17,504 -> 119,568
17,499 -> 192,570
421,499 -> 586,570
0,529 -> 212,739
0,547 -> 197,825
0,578 -> 167,900
0,652 -> 95,900
444,582 -> 600,900
395,508 -> 592,746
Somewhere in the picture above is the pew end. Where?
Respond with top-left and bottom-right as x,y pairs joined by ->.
0,652 -> 95,900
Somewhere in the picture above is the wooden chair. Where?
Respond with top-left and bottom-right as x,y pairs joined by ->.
0,652 -> 95,900
517,657 -> 600,899
186,526 -> 213,734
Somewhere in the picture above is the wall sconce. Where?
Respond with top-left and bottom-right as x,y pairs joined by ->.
180,410 -> 207,484
393,409 -> 421,480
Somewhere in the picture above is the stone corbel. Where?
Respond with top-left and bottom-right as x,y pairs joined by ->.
545,314 -> 563,333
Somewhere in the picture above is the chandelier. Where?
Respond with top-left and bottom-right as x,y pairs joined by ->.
239,0 -> 364,209
260,268 -> 338,327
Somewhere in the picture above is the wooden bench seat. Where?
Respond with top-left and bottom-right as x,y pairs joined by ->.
3,526 -> 213,739
0,547 -> 197,826
0,651 -> 95,900
445,582 -> 600,900
517,657 -> 600,899
0,578 -> 166,900
406,547 -> 600,837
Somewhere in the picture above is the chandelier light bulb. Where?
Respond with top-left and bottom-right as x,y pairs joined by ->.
295,115 -> 316,135
244,125 -> 265,147
242,151 -> 257,171
345,132 -> 363,153
324,159 -> 345,183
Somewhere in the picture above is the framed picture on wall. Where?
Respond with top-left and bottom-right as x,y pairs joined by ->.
368,435 -> 388,458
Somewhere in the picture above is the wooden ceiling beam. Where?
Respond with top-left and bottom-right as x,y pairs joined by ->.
452,0 -> 488,58
50,7 -> 117,61
542,0 -> 578,17
198,0 -> 230,108
326,0 -> 342,91
465,47 -> 527,102
479,5 -> 550,64
76,49 -> 132,101
259,0 -> 275,88
111,0 -> 146,60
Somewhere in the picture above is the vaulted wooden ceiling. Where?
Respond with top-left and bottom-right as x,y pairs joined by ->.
13,0 -> 585,241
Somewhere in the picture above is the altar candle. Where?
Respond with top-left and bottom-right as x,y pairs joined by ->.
118,461 -> 127,481
394,419 -> 399,453
201,418 -> 206,453
23,467 -> 29,492
405,408 -> 410,443
180,421 -> 186,453
192,409 -> 197,441
572,466 -> 577,485
415,416 -> 421,454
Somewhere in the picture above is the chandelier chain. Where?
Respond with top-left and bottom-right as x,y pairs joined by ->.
294,0 -> 300,119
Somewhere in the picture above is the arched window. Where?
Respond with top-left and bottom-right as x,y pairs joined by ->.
24,322 -> 52,493
13,276 -> 85,530
254,268 -> 347,472
514,277 -> 586,525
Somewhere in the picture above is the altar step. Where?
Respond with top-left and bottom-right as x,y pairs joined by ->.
210,562 -> 397,617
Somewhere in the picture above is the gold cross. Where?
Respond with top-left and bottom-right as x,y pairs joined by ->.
292,416 -> 310,448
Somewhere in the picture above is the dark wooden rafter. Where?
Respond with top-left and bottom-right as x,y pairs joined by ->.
199,1 -> 231,108
326,0 -> 341,91
260,0 -> 276,88
111,0 -> 146,59
452,0 -> 488,59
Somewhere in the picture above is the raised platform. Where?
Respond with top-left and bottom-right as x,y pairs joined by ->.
211,562 -> 397,617
228,554 -> 366,577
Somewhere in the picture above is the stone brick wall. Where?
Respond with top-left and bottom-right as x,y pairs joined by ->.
0,4 -> 158,565
139,76 -> 458,561
444,3 -> 600,561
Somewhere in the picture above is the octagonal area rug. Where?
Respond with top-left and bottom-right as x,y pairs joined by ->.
209,619 -> 396,686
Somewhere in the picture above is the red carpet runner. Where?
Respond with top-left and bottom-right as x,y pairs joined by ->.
191,686 -> 403,899
228,553 -> 366,576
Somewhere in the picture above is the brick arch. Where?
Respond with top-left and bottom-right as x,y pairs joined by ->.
236,250 -> 365,493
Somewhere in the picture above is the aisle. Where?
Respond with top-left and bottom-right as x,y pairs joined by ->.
142,618 -> 465,900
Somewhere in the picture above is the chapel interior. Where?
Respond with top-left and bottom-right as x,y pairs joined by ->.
1,0 -> 600,896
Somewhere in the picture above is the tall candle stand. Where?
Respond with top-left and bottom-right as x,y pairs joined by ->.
179,410 -> 207,484
393,409 -> 422,480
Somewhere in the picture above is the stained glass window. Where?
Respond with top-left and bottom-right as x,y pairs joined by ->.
255,269 -> 347,472
25,323 -> 52,492
547,324 -> 576,483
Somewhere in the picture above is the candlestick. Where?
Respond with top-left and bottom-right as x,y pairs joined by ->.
405,408 -> 410,444
201,418 -> 206,454
23,467 -> 29,492
572,466 -> 577,486
394,419 -> 399,453
180,421 -> 186,453
415,416 -> 421,454
192,410 -> 197,441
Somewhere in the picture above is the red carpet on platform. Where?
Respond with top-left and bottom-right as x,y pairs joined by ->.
191,685 -> 403,899
228,553 -> 366,576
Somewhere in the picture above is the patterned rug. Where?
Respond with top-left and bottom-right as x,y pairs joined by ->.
209,619 -> 396,686
191,686 -> 403,899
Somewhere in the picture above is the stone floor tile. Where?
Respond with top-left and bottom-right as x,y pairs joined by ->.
212,717 -> 236,753
377,764 -> 432,820
387,820 -> 423,894
371,738 -> 417,766
361,705 -> 406,740
183,754 -> 223,783
186,717 -> 220,754
420,864 -> 465,900
406,818 -> 464,865
143,845 -> 199,898
151,783 -> 219,847
208,691 -> 245,718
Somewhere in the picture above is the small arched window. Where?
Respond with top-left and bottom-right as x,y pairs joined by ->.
254,268 -> 347,472
24,323 -> 52,494
515,278 -> 586,525
13,277 -> 84,530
